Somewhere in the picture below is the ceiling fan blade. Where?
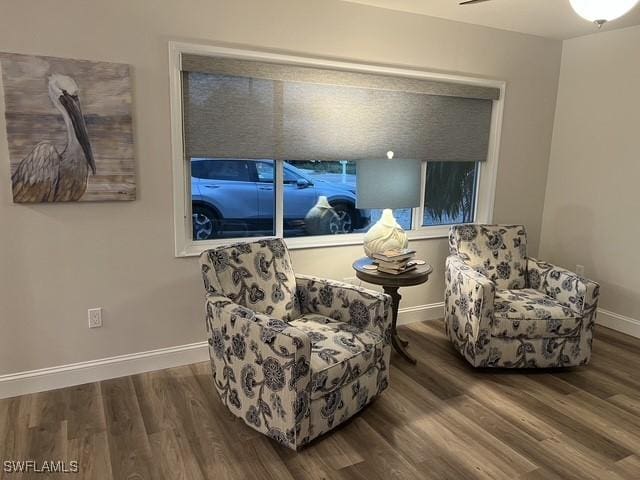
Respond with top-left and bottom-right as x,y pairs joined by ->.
459,0 -> 492,5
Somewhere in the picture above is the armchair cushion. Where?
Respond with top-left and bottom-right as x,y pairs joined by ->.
295,274 -> 392,345
449,224 -> 528,289
289,314 -> 384,400
493,289 -> 581,338
200,239 -> 298,321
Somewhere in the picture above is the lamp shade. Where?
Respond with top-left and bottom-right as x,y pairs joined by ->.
570,0 -> 639,22
356,158 -> 421,209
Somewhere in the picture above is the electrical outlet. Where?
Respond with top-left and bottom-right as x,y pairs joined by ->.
88,308 -> 102,328
575,264 -> 585,276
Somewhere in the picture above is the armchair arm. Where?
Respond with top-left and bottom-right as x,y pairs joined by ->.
444,255 -> 496,365
527,259 -> 599,317
295,274 -> 392,346
205,293 -> 312,449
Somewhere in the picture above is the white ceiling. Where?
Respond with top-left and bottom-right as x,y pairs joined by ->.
342,0 -> 640,39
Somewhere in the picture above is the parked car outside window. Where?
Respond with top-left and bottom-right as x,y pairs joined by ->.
191,158 -> 370,241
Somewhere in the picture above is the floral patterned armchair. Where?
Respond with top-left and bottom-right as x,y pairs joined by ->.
444,224 -> 599,368
200,238 -> 391,450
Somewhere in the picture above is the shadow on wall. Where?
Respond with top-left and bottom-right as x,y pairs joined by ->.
595,281 -> 640,321
543,204 -> 595,275
544,204 -> 640,319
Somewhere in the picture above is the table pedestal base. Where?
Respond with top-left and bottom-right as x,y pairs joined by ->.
384,285 -> 417,364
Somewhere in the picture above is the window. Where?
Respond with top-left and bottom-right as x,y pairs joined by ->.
423,161 -> 479,226
285,161 -> 413,236
283,160 -> 363,237
170,43 -> 503,256
191,158 -> 275,241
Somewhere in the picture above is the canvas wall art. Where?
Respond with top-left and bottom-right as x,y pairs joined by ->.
0,52 -> 135,202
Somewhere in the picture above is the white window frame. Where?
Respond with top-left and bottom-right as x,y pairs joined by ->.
169,41 -> 505,257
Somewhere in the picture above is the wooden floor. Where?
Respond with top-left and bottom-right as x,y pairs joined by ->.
2,322 -> 640,479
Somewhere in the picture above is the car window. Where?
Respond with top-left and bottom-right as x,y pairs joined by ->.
256,160 -> 303,184
191,159 -> 250,181
256,161 -> 275,183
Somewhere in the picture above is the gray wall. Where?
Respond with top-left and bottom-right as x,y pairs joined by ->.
540,25 -> 640,320
0,0 -> 562,375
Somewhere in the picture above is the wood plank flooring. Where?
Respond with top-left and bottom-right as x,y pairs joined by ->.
1,321 -> 640,479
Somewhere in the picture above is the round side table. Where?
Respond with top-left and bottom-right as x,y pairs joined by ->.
352,257 -> 432,364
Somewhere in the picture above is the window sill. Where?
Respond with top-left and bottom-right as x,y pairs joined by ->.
176,226 -> 451,257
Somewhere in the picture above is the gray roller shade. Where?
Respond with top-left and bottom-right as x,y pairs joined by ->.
182,54 -> 496,162
182,55 -> 500,101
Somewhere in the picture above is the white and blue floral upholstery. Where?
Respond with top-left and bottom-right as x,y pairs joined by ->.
493,289 -> 581,338
449,223 -> 528,289
200,239 -> 391,450
445,224 -> 599,368
288,315 -> 385,400
201,239 -> 298,321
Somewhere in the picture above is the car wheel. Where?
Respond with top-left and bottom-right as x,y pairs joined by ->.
329,202 -> 355,234
192,205 -> 221,241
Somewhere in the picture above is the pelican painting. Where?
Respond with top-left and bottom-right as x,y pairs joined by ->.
11,74 -> 96,202
1,52 -> 135,203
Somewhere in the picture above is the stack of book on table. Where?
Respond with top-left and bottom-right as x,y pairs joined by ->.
372,248 -> 417,275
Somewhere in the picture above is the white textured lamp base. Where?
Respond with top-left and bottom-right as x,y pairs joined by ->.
363,209 -> 408,257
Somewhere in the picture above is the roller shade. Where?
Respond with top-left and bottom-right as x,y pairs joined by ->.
182,54 -> 497,162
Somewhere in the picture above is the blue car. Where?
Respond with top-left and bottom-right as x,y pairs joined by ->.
191,158 -> 370,240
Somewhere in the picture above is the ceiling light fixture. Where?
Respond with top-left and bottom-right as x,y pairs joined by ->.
569,0 -> 640,28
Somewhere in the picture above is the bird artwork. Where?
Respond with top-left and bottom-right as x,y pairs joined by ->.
1,52 -> 135,203
11,74 -> 96,202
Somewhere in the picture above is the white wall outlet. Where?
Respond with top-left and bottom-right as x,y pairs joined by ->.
575,264 -> 585,276
88,308 -> 102,328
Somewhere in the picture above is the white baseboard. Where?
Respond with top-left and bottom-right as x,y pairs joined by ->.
398,302 -> 444,326
398,304 -> 640,338
0,302 -> 443,400
0,341 -> 209,400
597,308 -> 640,339
2,304 -> 633,400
